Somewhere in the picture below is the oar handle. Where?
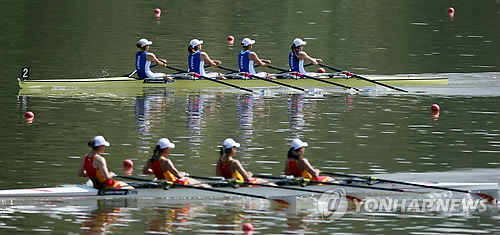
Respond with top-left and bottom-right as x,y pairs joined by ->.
166,66 -> 254,93
319,64 -> 408,92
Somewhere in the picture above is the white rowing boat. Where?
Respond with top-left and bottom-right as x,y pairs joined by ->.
0,180 -> 497,203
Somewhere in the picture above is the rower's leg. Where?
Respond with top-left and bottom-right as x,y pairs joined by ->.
118,181 -> 135,189
187,178 -> 212,188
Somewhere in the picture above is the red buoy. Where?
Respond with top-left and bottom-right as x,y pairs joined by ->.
448,7 -> 455,14
431,104 -> 440,112
227,35 -> 234,41
123,159 -> 134,168
242,223 -> 253,232
25,111 -> 35,119
317,67 -> 326,73
154,8 -> 161,17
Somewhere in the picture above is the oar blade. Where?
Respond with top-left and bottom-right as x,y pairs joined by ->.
475,193 -> 497,203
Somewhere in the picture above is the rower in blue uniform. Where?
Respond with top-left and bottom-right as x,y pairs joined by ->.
187,39 -> 225,79
238,38 -> 273,78
135,38 -> 171,80
289,38 -> 323,77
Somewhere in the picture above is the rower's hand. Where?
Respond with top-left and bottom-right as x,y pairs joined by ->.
159,59 -> 168,67
213,60 -> 222,66
316,58 -> 323,64
184,172 -> 190,178
262,59 -> 272,65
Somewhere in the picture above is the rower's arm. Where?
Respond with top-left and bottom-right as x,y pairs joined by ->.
142,160 -> 153,175
201,52 -> 221,67
164,159 -> 185,179
146,53 -> 167,67
299,51 -> 322,65
77,155 -> 87,177
233,160 -> 252,182
301,158 -> 320,178
249,52 -> 271,67
95,156 -> 115,179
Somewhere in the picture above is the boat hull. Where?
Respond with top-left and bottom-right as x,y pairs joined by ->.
0,182 -> 496,202
18,75 -> 448,90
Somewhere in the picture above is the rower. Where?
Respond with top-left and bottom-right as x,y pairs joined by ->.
284,138 -> 335,183
77,136 -> 133,189
238,38 -> 273,78
142,138 -> 210,188
216,138 -> 276,186
188,39 -> 225,79
135,38 -> 172,80
289,38 -> 323,77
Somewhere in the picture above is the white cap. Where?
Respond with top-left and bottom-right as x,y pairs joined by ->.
189,39 -> 204,47
137,38 -> 152,47
158,138 -> 176,149
293,38 -> 307,47
291,138 -> 308,150
93,136 -> 110,147
223,138 -> 240,149
241,38 -> 256,46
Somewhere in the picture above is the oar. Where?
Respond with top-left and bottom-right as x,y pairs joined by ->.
254,174 -> 407,193
116,175 -> 294,204
166,66 -> 254,93
216,65 -> 308,92
223,178 -> 362,202
123,70 -> 137,77
319,171 -> 497,202
318,64 -> 408,92
266,65 -> 361,91
116,175 -> 155,182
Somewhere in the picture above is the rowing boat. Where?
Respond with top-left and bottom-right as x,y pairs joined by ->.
1,180 -> 496,203
17,74 -> 448,90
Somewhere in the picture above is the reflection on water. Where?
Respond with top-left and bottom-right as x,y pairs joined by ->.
238,95 -> 255,143
145,203 -> 202,234
288,94 -> 306,136
80,200 -> 129,235
186,95 -> 205,156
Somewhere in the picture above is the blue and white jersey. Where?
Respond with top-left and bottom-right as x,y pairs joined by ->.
188,51 -> 206,76
238,50 -> 256,74
289,51 -> 306,74
136,51 -> 152,79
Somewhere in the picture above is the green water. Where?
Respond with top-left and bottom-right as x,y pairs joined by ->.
0,0 -> 499,234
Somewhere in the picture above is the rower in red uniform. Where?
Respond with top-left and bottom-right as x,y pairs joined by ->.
284,138 -> 335,182
142,138 -> 210,187
78,136 -> 132,189
216,138 -> 275,186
